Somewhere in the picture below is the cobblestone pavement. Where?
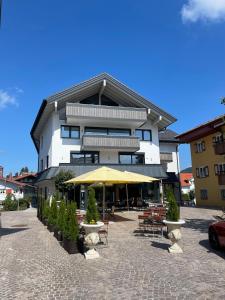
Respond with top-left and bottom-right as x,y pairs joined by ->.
0,207 -> 225,300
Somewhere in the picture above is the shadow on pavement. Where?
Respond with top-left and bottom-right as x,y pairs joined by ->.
183,218 -> 214,233
150,241 -> 170,250
199,239 -> 225,259
0,227 -> 29,237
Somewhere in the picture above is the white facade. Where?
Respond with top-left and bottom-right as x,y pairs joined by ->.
159,142 -> 179,174
38,113 -> 162,170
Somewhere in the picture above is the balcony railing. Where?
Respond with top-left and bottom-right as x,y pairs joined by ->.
82,135 -> 140,151
66,103 -> 147,127
160,152 -> 173,162
214,140 -> 225,155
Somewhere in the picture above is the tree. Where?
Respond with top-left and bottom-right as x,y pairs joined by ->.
54,169 -> 74,198
166,188 -> 180,222
57,199 -> 66,232
20,167 -> 29,174
63,202 -> 78,241
221,97 -> 225,104
85,187 -> 99,224
48,195 -> 58,226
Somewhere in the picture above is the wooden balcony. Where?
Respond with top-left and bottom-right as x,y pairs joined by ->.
82,135 -> 140,151
66,103 -> 147,127
214,140 -> 225,155
218,173 -> 225,185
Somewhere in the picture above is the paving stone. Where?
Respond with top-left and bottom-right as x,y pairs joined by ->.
0,207 -> 225,299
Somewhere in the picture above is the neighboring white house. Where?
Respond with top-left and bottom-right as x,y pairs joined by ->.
0,178 -> 24,202
31,73 -> 179,207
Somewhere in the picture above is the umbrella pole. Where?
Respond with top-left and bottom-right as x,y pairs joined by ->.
126,184 -> 129,211
103,184 -> 106,220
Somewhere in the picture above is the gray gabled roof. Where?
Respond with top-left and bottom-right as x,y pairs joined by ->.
159,129 -> 180,143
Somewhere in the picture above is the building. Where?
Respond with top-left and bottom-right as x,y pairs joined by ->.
31,73 -> 179,208
177,115 -> 225,208
158,129 -> 181,201
180,169 -> 194,194
13,173 -> 37,206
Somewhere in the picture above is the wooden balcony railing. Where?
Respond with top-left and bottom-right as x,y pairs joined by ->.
214,140 -> 225,155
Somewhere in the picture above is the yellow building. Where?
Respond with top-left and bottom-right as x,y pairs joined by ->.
177,115 -> 225,208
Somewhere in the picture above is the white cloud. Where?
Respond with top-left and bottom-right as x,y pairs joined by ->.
181,0 -> 225,23
0,90 -> 18,110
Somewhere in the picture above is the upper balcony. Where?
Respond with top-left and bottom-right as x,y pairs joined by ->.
82,135 -> 140,152
160,152 -> 173,162
66,103 -> 147,128
218,172 -> 225,185
214,140 -> 225,155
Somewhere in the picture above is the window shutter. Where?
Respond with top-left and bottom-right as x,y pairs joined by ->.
202,141 -> 205,151
196,168 -> 199,178
214,164 -> 218,175
205,166 -> 209,177
194,143 -> 198,153
212,136 -> 216,144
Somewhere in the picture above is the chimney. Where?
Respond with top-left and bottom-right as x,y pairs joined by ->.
0,166 -> 3,178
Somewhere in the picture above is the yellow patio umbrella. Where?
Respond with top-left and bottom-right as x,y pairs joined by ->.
123,171 -> 158,182
65,166 -> 155,219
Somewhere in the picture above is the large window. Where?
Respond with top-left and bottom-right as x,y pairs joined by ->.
135,129 -> 152,141
85,127 -> 131,136
119,153 -> 145,164
214,163 -> 225,175
70,152 -> 99,164
61,126 -> 80,139
194,141 -> 205,153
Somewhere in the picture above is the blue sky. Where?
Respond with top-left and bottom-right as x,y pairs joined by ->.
0,0 -> 224,175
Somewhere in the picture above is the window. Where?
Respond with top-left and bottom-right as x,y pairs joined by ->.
221,190 -> 225,200
46,155 -> 49,169
213,134 -> 224,144
84,127 -> 131,136
61,126 -> 80,139
70,152 -> 99,164
200,189 -> 208,200
214,163 -> 225,175
135,129 -> 152,141
119,153 -> 145,164
196,166 -> 209,178
195,141 -> 205,153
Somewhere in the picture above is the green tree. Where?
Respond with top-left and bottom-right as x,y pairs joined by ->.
63,202 -> 78,241
43,200 -> 50,220
85,187 -> 99,224
54,170 -> 74,198
3,194 -> 17,211
20,167 -> 29,174
57,200 -> 66,232
166,188 -> 180,222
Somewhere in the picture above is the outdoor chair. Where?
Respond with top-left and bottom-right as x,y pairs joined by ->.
98,221 -> 109,245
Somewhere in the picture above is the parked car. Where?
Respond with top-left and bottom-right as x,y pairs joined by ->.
208,221 -> 225,250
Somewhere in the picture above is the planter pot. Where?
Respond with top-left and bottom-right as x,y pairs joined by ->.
54,228 -> 63,241
63,237 -> 79,254
42,218 -> 48,226
47,223 -> 55,232
80,221 -> 104,259
80,221 -> 104,235
163,220 -> 185,253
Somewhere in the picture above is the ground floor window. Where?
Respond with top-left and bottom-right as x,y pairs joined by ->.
119,153 -> 145,164
70,151 -> 99,164
200,189 -> 208,200
221,189 -> 225,200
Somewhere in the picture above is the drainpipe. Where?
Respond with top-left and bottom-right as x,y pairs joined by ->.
176,145 -> 182,208
99,80 -> 106,105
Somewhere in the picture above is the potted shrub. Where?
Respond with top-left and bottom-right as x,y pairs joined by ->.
54,199 -> 66,241
163,189 -> 185,253
80,187 -> 103,234
63,202 -> 79,254
47,196 -> 58,232
42,200 -> 50,226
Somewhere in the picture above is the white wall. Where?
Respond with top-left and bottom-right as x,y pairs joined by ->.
39,112 -> 162,167
159,143 -> 179,173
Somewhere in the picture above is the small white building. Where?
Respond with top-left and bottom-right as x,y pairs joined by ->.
0,178 -> 24,202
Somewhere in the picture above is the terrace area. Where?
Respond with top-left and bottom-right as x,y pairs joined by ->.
0,207 -> 225,299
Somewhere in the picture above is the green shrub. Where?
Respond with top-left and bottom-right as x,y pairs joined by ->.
189,190 -> 195,200
43,200 -> 50,220
19,198 -> 30,210
63,202 -> 78,241
48,196 -> 58,226
85,187 -> 99,224
182,193 -> 190,201
3,194 -> 17,211
166,188 -> 180,222
57,200 -> 66,232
